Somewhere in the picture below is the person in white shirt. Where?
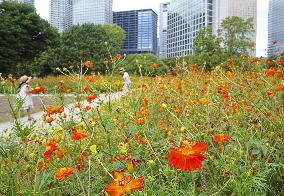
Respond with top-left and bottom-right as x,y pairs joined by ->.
119,68 -> 131,93
18,75 -> 34,121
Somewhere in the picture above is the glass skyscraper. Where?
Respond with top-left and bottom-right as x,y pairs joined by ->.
268,0 -> 284,57
113,9 -> 158,55
167,0 -> 213,58
73,0 -> 112,25
50,0 -> 73,33
159,2 -> 170,59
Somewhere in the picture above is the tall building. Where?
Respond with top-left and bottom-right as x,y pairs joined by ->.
213,0 -> 257,55
49,0 -> 73,33
159,2 -> 170,59
73,0 -> 112,25
113,9 -> 158,55
167,0 -> 213,58
268,0 -> 284,57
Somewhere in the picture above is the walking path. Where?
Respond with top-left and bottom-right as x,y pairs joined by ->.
0,92 -> 125,134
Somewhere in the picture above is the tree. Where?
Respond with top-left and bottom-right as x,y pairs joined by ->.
0,1 -> 60,75
192,26 -> 224,70
46,24 -> 125,74
218,16 -> 255,57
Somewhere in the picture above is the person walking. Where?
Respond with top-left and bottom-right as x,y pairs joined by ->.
18,75 -> 34,121
120,68 -> 131,93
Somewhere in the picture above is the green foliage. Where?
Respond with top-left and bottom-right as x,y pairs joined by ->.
45,24 -> 125,74
192,26 -> 224,70
0,1 -> 60,76
218,16 -> 255,57
120,53 -> 169,76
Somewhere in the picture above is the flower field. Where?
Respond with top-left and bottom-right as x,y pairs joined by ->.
0,58 -> 284,195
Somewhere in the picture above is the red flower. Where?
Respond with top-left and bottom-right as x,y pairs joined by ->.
54,166 -> 74,181
266,60 -> 273,66
168,138 -> 207,171
212,134 -> 231,142
43,139 -> 58,159
86,94 -> 97,102
105,171 -> 144,196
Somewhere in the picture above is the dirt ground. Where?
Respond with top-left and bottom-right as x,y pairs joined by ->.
0,95 -> 76,123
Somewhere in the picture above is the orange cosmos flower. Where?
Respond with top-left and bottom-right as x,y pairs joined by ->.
44,115 -> 55,124
85,75 -> 95,82
140,98 -> 149,106
83,60 -> 94,68
71,129 -> 87,140
212,134 -> 231,142
45,106 -> 64,115
168,138 -> 207,171
105,171 -> 144,196
134,134 -> 149,145
266,67 -> 275,77
86,94 -> 97,102
150,63 -> 158,69
83,87 -> 89,93
115,53 -> 123,60
29,86 -> 47,94
266,92 -> 275,97
55,149 -> 66,159
246,105 -> 253,112
135,118 -> 145,125
84,105 -> 92,111
36,160 -> 48,172
54,166 -> 74,181
275,84 -> 284,92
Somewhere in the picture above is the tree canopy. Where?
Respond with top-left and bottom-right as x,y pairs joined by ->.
192,25 -> 223,70
45,24 -> 125,74
0,1 -> 59,75
218,16 -> 255,57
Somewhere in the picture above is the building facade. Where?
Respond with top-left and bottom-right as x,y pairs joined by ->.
167,0 -> 213,58
49,0 -> 73,33
113,9 -> 158,55
268,0 -> 284,57
159,2 -> 170,59
73,0 -> 112,25
213,0 -> 257,55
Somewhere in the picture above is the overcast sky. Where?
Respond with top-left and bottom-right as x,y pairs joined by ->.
35,0 -> 268,57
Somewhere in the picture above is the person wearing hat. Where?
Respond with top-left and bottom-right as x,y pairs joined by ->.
18,75 -> 34,121
119,68 -> 131,93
